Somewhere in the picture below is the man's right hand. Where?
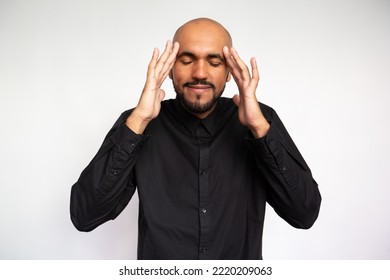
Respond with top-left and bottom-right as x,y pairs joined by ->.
126,40 -> 180,134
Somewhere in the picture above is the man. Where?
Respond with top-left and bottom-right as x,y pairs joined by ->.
70,18 -> 321,260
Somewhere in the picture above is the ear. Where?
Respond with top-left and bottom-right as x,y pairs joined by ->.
226,71 -> 231,82
169,69 -> 173,80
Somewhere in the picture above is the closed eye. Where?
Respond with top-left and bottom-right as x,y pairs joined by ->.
181,60 -> 193,65
209,61 -> 222,67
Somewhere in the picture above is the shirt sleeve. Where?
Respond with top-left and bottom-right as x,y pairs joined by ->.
70,111 -> 150,232
246,105 -> 321,229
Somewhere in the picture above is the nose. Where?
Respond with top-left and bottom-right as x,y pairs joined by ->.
192,60 -> 208,80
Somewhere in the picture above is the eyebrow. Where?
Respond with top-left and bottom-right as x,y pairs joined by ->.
177,51 -> 225,62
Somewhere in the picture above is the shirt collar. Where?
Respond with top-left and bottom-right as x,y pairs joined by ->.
174,97 -> 224,136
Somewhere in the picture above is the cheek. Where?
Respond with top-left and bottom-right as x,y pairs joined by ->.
171,74 -> 184,90
172,76 -> 183,89
214,73 -> 228,87
171,67 -> 186,83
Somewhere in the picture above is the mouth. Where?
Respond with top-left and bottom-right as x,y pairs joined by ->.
184,81 -> 215,93
187,85 -> 211,90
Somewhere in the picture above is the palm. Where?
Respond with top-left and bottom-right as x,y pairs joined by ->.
126,41 -> 179,134
135,41 -> 179,121
223,46 -> 270,137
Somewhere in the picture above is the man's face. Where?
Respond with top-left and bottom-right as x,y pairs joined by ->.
170,21 -> 231,118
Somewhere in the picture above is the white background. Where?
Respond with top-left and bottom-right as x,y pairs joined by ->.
0,0 -> 389,259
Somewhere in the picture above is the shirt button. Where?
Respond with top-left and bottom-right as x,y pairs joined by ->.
201,208 -> 207,214
112,169 -> 119,175
281,166 -> 287,171
200,169 -> 207,175
200,247 -> 207,253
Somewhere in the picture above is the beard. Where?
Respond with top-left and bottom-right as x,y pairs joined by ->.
174,80 -> 225,115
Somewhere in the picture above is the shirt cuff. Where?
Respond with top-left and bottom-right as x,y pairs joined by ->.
112,122 -> 150,155
246,122 -> 284,156
248,122 -> 291,169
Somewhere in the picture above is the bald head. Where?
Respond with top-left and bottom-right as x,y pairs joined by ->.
173,18 -> 233,48
169,18 -> 233,118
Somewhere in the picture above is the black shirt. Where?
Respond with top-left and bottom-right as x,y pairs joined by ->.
70,97 -> 321,259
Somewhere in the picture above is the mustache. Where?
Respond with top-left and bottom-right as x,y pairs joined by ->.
183,80 -> 215,90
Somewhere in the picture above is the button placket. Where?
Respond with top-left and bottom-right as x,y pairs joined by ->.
196,123 -> 211,259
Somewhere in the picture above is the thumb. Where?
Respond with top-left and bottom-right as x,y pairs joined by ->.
232,94 -> 240,107
158,89 -> 166,102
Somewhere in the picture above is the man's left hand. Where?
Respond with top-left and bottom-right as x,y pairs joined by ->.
223,46 -> 270,138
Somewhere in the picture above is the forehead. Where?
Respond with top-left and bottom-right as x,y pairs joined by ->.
174,22 -> 230,55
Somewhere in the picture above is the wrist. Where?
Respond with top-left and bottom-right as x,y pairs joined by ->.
125,109 -> 151,134
249,119 -> 270,139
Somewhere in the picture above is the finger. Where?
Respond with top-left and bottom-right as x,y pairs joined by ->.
154,40 -> 174,77
223,47 -> 243,84
229,47 -> 251,82
223,47 -> 249,84
250,57 -> 260,87
223,46 -> 239,75
157,89 -> 166,102
146,48 -> 160,79
156,42 -> 179,88
159,41 -> 179,79
232,94 -> 240,107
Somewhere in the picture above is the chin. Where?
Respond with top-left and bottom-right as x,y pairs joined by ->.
179,94 -> 219,115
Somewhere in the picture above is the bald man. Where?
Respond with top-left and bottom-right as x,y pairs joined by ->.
70,18 -> 321,260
